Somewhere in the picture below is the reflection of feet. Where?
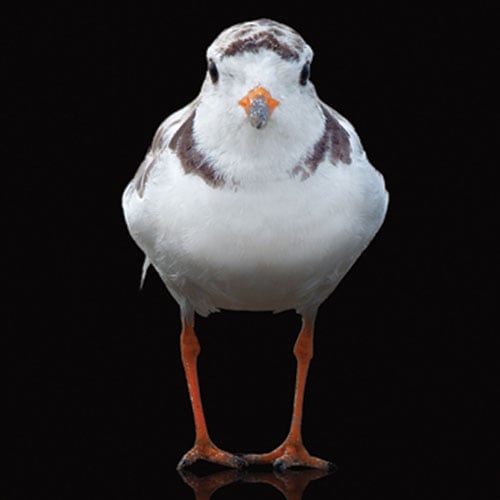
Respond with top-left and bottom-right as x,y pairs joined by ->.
178,468 -> 333,500
242,441 -> 334,471
246,469 -> 334,500
176,440 -> 247,470
178,469 -> 244,500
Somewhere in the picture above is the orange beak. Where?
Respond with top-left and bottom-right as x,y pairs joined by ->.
238,86 -> 280,129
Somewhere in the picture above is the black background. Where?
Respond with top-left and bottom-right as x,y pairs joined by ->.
6,2 -> 495,499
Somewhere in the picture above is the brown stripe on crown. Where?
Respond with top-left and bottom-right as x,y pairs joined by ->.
223,31 -> 301,61
292,105 -> 352,179
169,111 -> 224,188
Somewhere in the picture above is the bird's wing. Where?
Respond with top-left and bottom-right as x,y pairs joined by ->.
129,99 -> 199,199
317,100 -> 367,160
123,99 -> 199,288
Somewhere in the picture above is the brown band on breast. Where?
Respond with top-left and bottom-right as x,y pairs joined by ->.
169,111 -> 224,188
293,105 -> 352,179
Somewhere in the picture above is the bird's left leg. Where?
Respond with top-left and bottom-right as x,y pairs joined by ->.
243,315 -> 333,470
177,319 -> 246,470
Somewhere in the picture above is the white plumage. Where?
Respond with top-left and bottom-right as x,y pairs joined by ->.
122,19 -> 388,470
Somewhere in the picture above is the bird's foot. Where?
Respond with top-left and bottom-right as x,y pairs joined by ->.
177,439 -> 248,470
242,441 -> 334,471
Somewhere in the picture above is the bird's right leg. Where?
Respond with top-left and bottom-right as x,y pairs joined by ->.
177,320 -> 246,470
242,315 -> 333,470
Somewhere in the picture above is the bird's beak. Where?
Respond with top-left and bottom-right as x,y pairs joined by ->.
238,86 -> 280,129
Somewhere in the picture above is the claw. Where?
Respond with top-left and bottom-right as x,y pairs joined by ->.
326,461 -> 338,473
274,458 -> 288,473
232,455 -> 249,468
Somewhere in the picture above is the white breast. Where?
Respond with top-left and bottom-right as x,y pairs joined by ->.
123,147 -> 388,317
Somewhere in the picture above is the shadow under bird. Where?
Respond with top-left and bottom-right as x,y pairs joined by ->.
122,18 -> 388,470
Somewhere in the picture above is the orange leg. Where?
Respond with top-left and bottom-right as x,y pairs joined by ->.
177,320 -> 246,470
244,316 -> 332,470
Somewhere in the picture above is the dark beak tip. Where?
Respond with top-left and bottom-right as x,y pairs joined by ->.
248,99 -> 270,129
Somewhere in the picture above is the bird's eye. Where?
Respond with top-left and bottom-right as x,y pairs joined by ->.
299,62 -> 311,86
208,59 -> 219,84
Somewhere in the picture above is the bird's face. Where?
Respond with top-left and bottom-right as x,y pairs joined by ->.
201,50 -> 315,132
198,19 -> 316,134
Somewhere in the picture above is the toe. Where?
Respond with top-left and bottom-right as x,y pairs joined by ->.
272,445 -> 333,471
177,442 -> 247,470
176,449 -> 197,470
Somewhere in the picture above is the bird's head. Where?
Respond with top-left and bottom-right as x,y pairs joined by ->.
200,19 -> 315,129
193,19 -> 325,184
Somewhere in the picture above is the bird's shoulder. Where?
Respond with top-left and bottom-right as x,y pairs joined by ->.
128,100 -> 198,198
318,100 -> 367,159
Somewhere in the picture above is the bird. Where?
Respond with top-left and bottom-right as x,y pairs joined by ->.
122,18 -> 388,471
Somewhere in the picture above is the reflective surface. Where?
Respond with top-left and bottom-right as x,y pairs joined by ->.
178,468 -> 333,500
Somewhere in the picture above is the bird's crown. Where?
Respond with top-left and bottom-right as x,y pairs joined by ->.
207,18 -> 313,63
